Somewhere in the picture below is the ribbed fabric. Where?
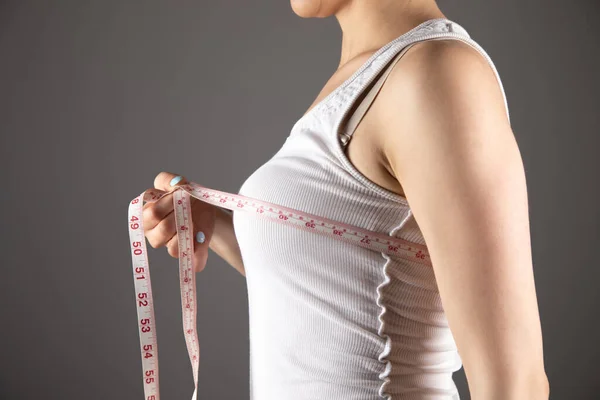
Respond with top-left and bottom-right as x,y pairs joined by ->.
232,18 -> 509,399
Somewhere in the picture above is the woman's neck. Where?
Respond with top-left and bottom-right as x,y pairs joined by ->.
334,0 -> 446,68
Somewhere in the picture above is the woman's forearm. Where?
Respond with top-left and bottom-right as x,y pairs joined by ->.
208,207 -> 245,276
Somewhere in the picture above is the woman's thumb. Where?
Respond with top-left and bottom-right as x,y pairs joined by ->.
193,231 -> 209,273
191,205 -> 215,273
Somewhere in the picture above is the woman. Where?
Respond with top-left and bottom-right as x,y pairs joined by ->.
142,0 -> 549,398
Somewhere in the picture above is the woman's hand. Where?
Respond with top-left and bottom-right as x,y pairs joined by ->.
142,171 -> 217,273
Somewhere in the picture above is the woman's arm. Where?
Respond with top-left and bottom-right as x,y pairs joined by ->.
374,39 -> 549,399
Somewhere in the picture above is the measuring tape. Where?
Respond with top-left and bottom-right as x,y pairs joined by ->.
127,181 -> 432,400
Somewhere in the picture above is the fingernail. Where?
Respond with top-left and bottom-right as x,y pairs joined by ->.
170,175 -> 183,186
196,231 -> 205,243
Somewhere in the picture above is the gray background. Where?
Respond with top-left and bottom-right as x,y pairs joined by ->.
1,1 -> 598,399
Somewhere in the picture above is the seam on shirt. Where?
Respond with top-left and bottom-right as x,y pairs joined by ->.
376,210 -> 414,399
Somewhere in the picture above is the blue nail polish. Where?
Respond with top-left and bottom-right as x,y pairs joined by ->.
196,231 -> 205,243
170,175 -> 183,186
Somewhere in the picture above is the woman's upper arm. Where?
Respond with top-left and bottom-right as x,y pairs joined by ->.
375,40 -> 549,398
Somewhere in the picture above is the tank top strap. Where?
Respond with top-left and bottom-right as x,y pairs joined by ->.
337,19 -> 510,148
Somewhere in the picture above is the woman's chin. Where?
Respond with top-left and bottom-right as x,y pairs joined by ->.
290,0 -> 331,19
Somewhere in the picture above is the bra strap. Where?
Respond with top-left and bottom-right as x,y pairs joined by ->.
340,42 -> 418,146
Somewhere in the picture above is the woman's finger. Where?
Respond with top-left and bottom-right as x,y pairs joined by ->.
146,212 -> 177,249
154,171 -> 189,192
142,192 -> 176,231
143,172 -> 189,230
166,233 -> 180,258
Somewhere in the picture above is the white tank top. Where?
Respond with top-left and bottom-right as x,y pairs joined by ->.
233,18 -> 509,400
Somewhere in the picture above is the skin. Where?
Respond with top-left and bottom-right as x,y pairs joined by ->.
293,0 -> 549,398
144,1 -> 549,397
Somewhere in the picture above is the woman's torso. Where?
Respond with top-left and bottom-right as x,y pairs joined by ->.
232,18 -> 509,400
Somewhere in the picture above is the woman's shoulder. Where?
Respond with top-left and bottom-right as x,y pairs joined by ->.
370,33 -> 512,189
372,35 -> 510,142
389,29 -> 510,117
397,37 -> 498,84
